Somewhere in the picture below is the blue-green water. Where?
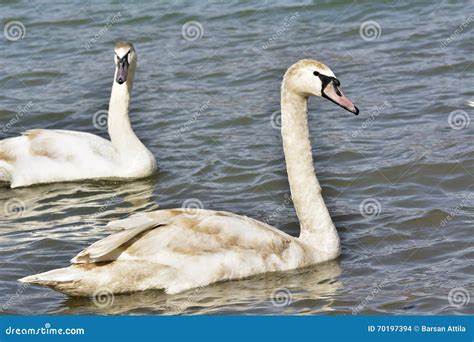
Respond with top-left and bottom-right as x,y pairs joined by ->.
0,1 -> 473,315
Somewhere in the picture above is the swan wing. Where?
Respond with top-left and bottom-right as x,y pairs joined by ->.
72,212 -> 169,263
72,208 -> 297,264
20,129 -> 116,159
72,223 -> 165,264
20,209 -> 316,295
0,129 -> 118,186
71,208 -> 312,274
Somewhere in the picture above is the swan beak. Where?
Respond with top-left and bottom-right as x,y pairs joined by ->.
116,56 -> 129,85
322,79 -> 359,115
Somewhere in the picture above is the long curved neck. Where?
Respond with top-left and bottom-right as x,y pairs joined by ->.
280,83 -> 340,256
107,67 -> 146,154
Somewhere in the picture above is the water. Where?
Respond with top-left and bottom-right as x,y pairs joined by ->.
1,1 -> 473,315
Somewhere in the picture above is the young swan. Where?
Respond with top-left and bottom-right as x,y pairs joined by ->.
20,59 -> 358,296
0,41 -> 156,188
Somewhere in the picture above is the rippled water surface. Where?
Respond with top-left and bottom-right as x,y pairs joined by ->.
1,1 -> 473,315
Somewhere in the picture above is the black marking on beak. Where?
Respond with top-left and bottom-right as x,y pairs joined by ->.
318,73 -> 339,93
317,73 -> 359,115
115,50 -> 131,84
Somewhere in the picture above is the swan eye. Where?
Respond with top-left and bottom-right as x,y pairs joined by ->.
313,71 -> 320,76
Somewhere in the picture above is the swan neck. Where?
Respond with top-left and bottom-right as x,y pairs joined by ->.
280,84 -> 340,254
108,67 -> 144,153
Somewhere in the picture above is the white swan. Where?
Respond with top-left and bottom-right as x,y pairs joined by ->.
20,59 -> 359,296
0,42 -> 156,188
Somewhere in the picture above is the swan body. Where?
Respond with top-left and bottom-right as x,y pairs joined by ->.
20,59 -> 359,295
0,129 -> 154,187
0,42 -> 155,188
20,209 -> 325,295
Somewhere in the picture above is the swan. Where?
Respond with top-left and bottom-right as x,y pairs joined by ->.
0,41 -> 156,188
58,261 -> 342,314
20,59 -> 359,296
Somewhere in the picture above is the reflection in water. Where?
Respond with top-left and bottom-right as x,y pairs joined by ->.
58,261 -> 342,315
0,177 -> 158,232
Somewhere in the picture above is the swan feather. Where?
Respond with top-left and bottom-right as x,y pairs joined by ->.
20,209 -> 321,295
0,129 -> 149,187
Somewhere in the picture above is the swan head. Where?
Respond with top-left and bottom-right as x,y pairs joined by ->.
284,59 -> 359,115
114,41 -> 137,85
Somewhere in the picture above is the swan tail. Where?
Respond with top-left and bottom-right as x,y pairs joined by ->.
19,261 -> 174,296
19,266 -> 89,296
